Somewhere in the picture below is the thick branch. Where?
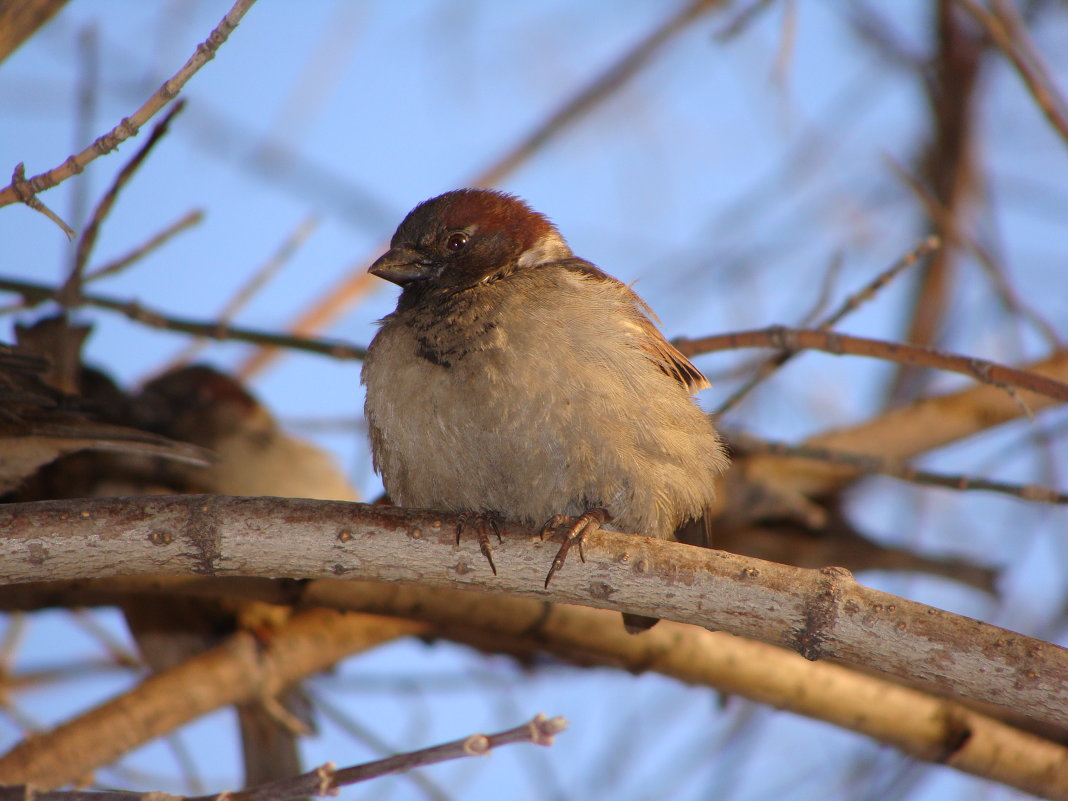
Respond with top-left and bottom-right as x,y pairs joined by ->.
0,609 -> 422,788
744,350 -> 1068,497
0,0 -> 70,63
0,495 -> 1064,728
0,578 -> 1065,798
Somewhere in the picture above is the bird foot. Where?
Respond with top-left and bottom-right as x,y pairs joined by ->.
456,511 -> 503,575
540,507 -> 611,587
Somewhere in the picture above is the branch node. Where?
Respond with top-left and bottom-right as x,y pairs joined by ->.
316,761 -> 339,796
463,734 -> 491,756
793,565 -> 853,661
530,713 -> 568,745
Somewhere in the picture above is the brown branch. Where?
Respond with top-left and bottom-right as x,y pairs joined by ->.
62,100 -> 187,306
715,236 -> 941,415
729,429 -> 1068,503
743,350 -> 1068,498
471,0 -> 725,189
0,495 -> 1065,729
232,715 -> 565,801
162,214 -> 320,371
678,326 -> 1068,404
1,577 -> 1066,798
83,209 -> 205,283
0,0 -> 259,216
8,165 -> 74,241
0,276 -> 366,360
956,0 -> 1068,148
0,609 -> 424,788
889,0 -> 983,404
0,715 -> 564,801
0,1 -> 70,63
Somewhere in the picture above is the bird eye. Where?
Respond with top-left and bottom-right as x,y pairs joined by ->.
446,232 -> 468,251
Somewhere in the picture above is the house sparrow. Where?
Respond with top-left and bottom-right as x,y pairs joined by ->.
361,189 -> 729,631
125,366 -> 358,787
0,343 -> 210,494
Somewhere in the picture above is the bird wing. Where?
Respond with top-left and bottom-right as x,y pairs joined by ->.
557,260 -> 710,394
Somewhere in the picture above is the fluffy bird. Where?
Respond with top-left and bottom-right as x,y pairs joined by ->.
362,189 -> 729,630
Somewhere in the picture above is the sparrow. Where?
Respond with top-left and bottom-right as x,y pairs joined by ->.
361,189 -> 729,631
0,342 -> 210,495
126,366 -> 358,787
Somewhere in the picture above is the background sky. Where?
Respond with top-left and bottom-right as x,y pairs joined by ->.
2,1 -> 1067,799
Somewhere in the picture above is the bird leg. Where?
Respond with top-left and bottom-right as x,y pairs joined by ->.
456,511 -> 503,575
540,507 -> 611,587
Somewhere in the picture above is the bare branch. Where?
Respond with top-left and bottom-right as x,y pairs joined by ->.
83,209 -> 205,283
0,609 -> 424,788
62,100 -> 187,306
0,0 -> 259,213
956,0 -> 1068,148
0,276 -> 365,360
0,495 -> 1065,731
679,326 -> 1068,404
162,214 -> 319,370
729,429 -> 1068,503
0,1 -> 70,64
226,715 -> 566,801
715,236 -> 941,415
744,350 -> 1068,497
8,164 -> 75,241
0,576 -> 1066,798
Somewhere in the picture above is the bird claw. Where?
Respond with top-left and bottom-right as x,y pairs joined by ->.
541,508 -> 610,587
456,512 -> 502,575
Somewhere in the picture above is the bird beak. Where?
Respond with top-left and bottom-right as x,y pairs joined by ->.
368,247 -> 435,285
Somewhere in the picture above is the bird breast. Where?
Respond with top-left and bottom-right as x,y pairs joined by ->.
361,267 -> 725,539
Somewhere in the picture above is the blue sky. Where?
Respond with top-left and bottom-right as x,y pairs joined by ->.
2,2 -> 1067,798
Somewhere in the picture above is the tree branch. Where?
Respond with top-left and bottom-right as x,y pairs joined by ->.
0,609 -> 422,788
677,326 -> 1068,405
0,495 -> 1064,729
0,0 -> 259,218
0,576 -> 1065,798
743,350 -> 1068,498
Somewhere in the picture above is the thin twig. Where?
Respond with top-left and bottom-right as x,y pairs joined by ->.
69,25 -> 100,236
678,325 -> 1068,405
887,1 -> 983,406
714,237 -> 940,415
955,0 -> 1068,148
0,0 -> 260,222
0,715 -> 567,801
821,236 -> 942,328
797,251 -> 844,327
61,100 -> 187,308
83,209 -> 204,283
164,214 -> 320,369
472,0 -> 725,188
68,610 -> 141,669
8,164 -> 75,240
0,276 -> 365,361
728,429 -> 1068,504
888,157 -> 1062,349
309,690 -> 452,801
715,0 -> 779,42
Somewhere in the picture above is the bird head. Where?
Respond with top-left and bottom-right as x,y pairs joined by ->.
369,189 -> 573,292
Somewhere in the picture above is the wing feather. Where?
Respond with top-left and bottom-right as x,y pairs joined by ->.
556,259 -> 710,394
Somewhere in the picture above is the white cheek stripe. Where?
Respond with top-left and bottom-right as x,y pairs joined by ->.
517,231 -> 571,269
